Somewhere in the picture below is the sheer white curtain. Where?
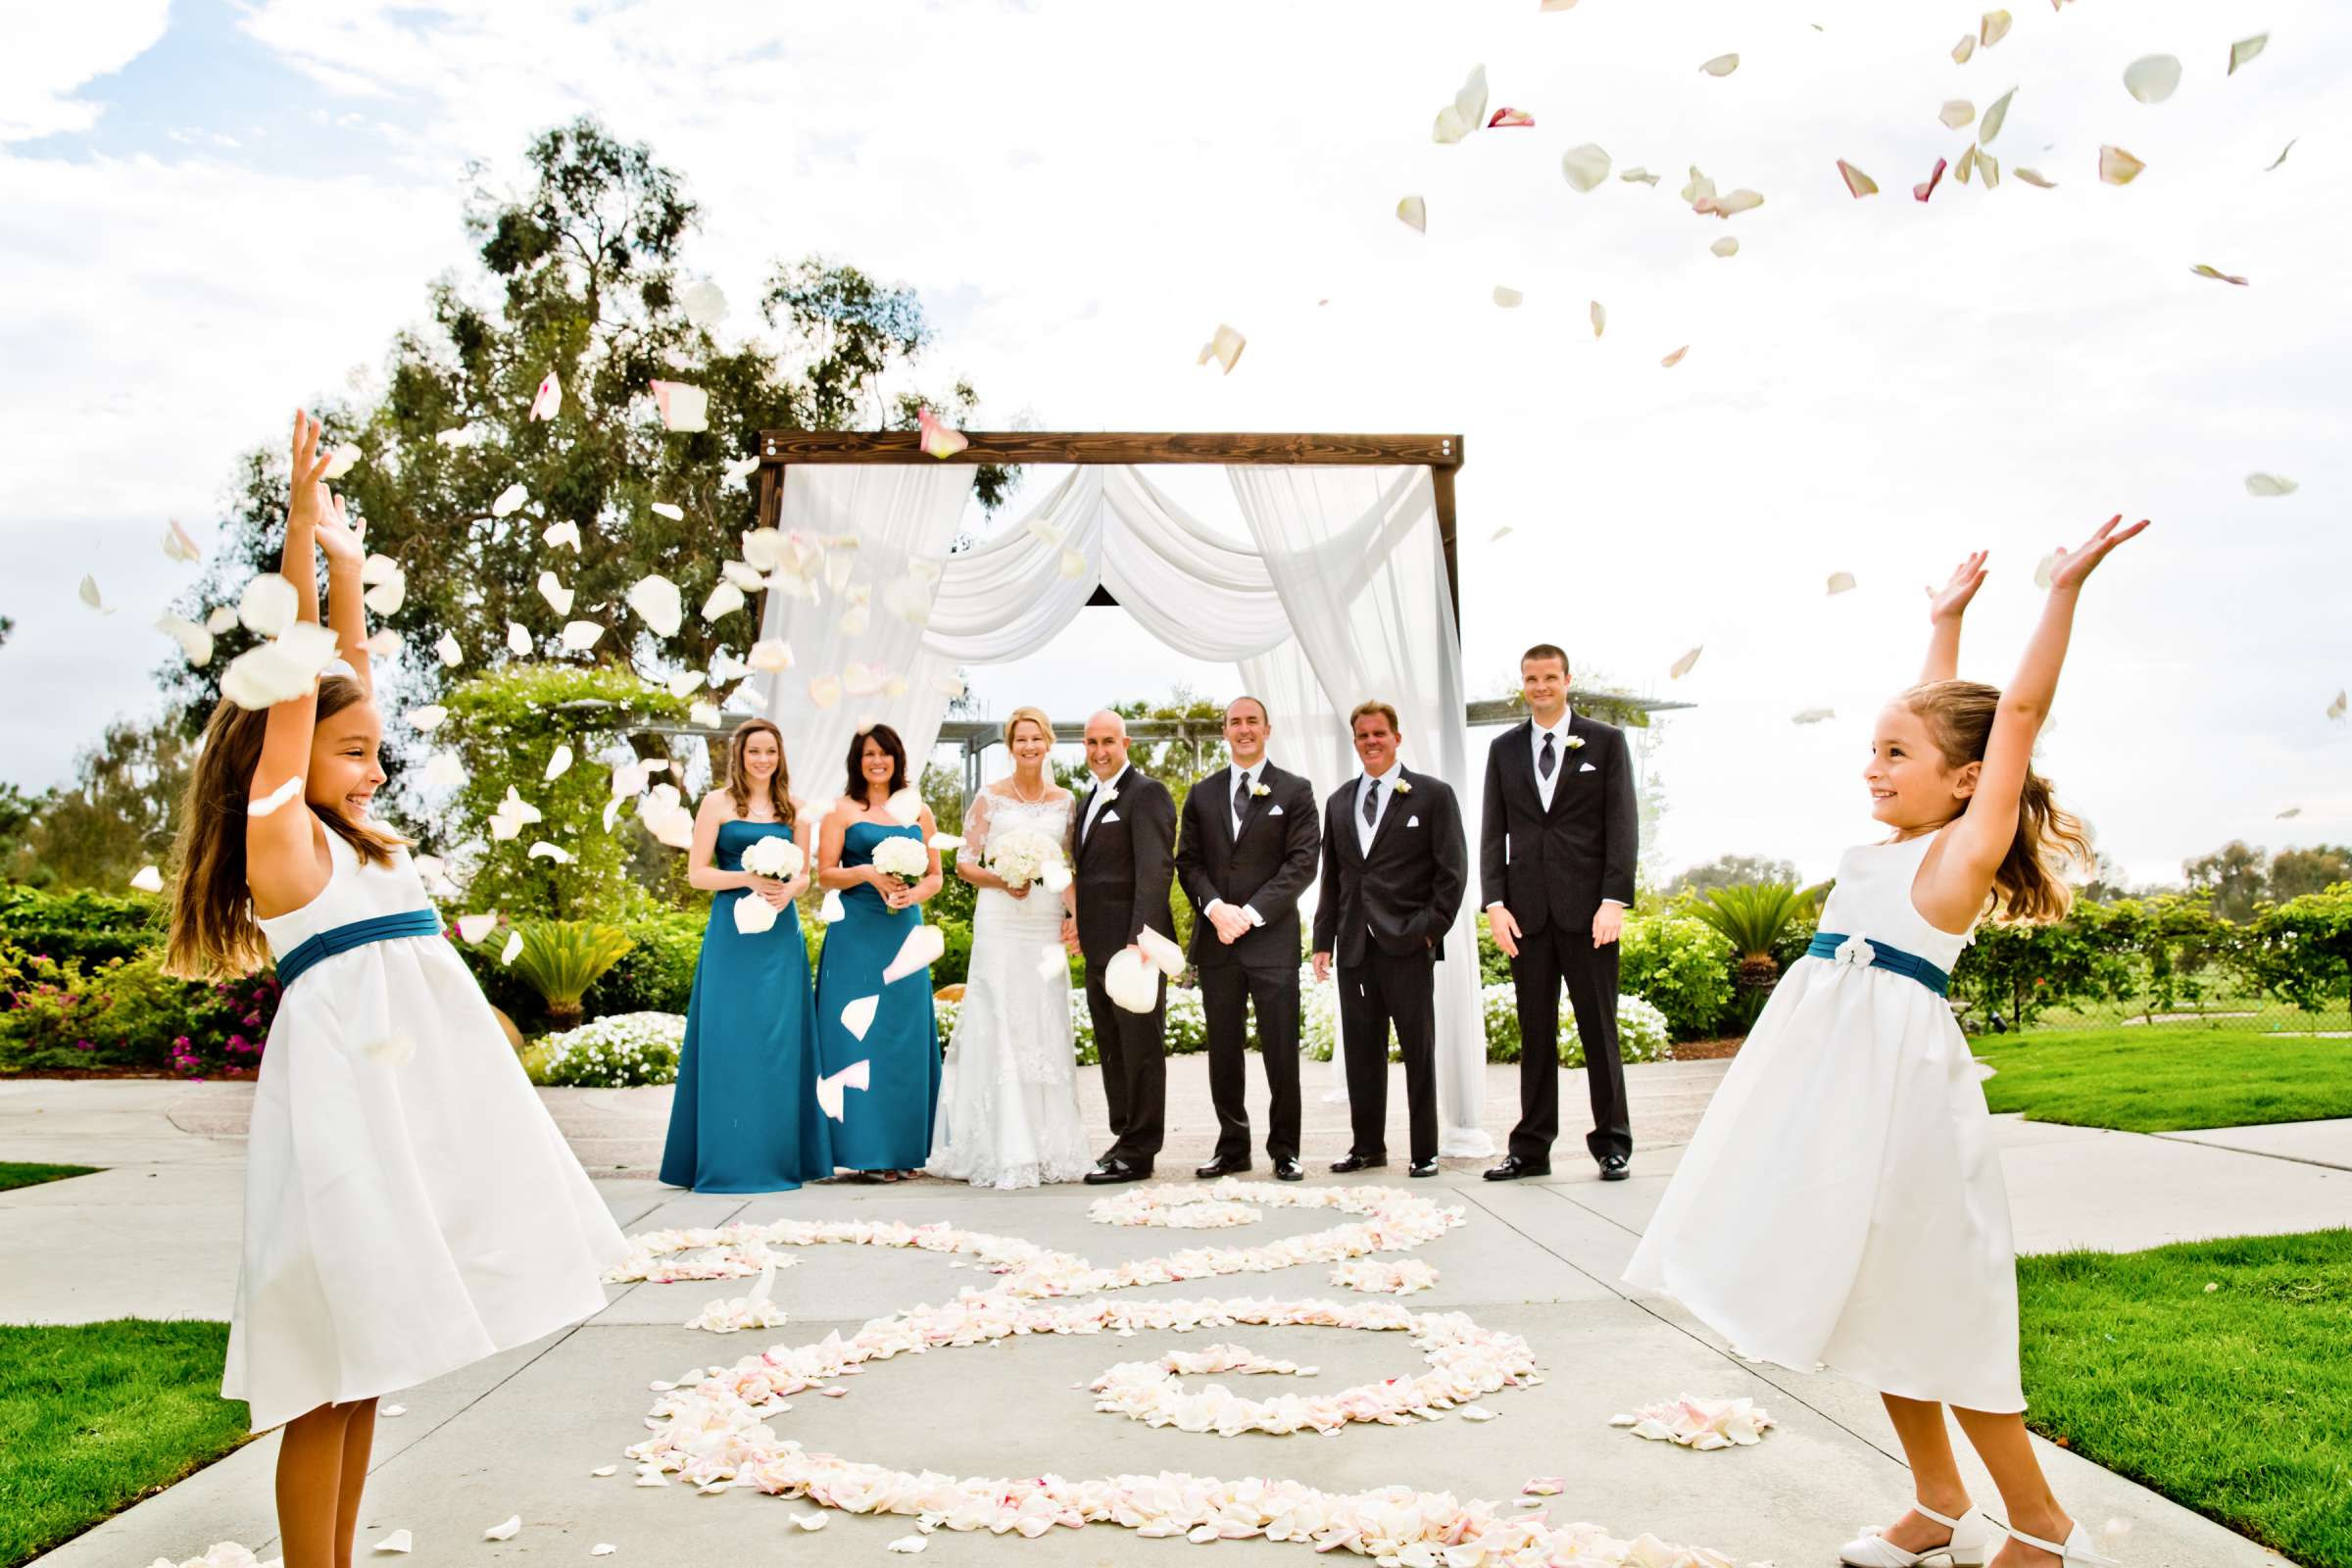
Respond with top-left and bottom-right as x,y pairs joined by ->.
1229,466 -> 1491,1158
753,464 -> 975,800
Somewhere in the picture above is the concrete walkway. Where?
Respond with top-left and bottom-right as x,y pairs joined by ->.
8,1065 -> 2326,1568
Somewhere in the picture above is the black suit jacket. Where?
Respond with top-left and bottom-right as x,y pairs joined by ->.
1312,768 -> 1469,966
1175,760 -> 1320,970
1479,714 -> 1639,935
1072,764 -> 1177,961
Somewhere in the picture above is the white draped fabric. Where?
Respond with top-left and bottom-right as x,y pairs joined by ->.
752,464 -> 975,799
1228,467 -> 1490,1158
755,458 -> 1491,1158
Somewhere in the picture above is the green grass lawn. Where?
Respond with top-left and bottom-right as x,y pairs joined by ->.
1974,1023 -> 2352,1133
0,1163 -> 100,1193
2020,1229 -> 2352,1568
0,1321 -> 251,1568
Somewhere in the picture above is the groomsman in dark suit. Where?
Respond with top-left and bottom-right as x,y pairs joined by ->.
1480,643 -> 1641,1182
1175,696 -> 1320,1181
1311,701 -> 1468,1179
1067,710 -> 1178,1186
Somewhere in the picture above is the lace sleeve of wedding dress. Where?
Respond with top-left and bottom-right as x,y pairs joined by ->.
964,788 -> 993,858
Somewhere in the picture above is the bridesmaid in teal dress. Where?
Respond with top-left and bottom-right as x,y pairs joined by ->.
814,723 -> 945,1182
659,719 -> 834,1193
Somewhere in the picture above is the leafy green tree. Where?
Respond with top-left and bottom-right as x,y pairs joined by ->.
0,781 -> 45,885
167,116 -> 1005,736
13,720 -> 193,891
2245,884 -> 2352,1016
2183,839 -> 2269,923
2270,845 -> 2352,903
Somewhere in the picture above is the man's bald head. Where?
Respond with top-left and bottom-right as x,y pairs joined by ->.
1084,709 -> 1131,779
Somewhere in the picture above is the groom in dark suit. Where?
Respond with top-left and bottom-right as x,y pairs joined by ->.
1175,695 -> 1320,1182
1312,701 -> 1467,1178
1067,710 -> 1178,1186
1480,643 -> 1640,1182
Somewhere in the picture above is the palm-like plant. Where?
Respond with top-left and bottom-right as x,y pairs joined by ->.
506,919 -> 635,1030
1685,882 -> 1822,1004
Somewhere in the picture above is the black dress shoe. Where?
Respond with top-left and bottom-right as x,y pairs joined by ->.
1195,1155 -> 1251,1179
1408,1159 -> 1439,1178
1084,1159 -> 1151,1185
1273,1159 -> 1305,1182
1329,1152 -> 1388,1174
1483,1154 -> 1551,1181
1597,1153 -> 1631,1182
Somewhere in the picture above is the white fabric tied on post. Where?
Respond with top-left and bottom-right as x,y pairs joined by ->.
752,464 -> 977,800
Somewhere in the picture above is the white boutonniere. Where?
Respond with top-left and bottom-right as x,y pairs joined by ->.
1099,788 -> 1120,806
1394,778 -> 1414,796
1833,934 -> 1878,970
1563,735 -> 1587,751
1250,781 -> 1271,798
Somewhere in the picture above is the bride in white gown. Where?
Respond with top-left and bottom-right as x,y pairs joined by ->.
926,707 -> 1098,1189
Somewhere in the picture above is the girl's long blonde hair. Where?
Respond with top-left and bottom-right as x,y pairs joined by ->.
164,676 -> 407,979
1904,678 -> 2092,924
724,718 -> 794,823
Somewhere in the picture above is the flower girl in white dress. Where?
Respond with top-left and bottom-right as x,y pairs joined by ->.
166,414 -> 626,1568
926,707 -> 1097,1189
1626,518 -> 2147,1568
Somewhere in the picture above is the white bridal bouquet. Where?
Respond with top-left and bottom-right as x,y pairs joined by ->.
740,834 -> 805,878
985,826 -> 1069,893
871,834 -> 930,885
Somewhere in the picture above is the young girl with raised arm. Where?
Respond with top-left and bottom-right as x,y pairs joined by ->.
1626,516 -> 2148,1568
166,412 -> 627,1568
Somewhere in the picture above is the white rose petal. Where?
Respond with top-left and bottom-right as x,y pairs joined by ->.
500,931 -> 523,964
491,483 -> 529,519
164,517 -> 203,564
321,445 -> 361,480
1826,571 -> 1857,595
2244,473 -> 2298,497
1559,143 -> 1611,192
2099,145 -> 2145,184
748,638 -> 793,672
1396,195 -> 1427,233
1493,285 -> 1524,309
591,1465 -> 617,1477
885,1538 -> 926,1555
157,612 -> 215,668
206,605 -> 239,635
628,574 -> 684,637
248,776 -> 303,818
1940,99 -> 1976,129
482,1516 -> 521,1543
1698,52 -> 1738,75
458,913 -> 499,944
1137,925 -> 1185,978
380,1404 -> 406,1416
423,752 -> 466,792
2123,54 -> 2181,104
434,631 -> 463,667
650,380 -> 710,432
1792,707 -> 1836,724
650,502 -> 684,521
537,571 -> 574,615
1661,345 -> 1690,368
883,923 -> 946,984
734,895 -> 780,935
220,622 -> 341,710
589,1546 -> 614,1558
561,620 -> 605,652
1979,86 -> 2016,145
2228,33 -> 2267,75
1105,948 -> 1159,1012
689,701 -> 720,728
1980,8 -> 2011,47
702,581 -> 745,623
807,674 -> 842,709
1670,646 -> 1702,679
665,669 -> 706,699
884,788 -> 924,825
130,864 -> 164,893
543,520 -> 581,552
841,994 -> 880,1040
405,705 -> 448,733
681,279 -> 727,329
1619,166 -> 1661,185
816,888 -> 846,924
507,621 -> 532,656
239,574 -> 298,636
790,1513 -> 828,1531
1197,323 -> 1246,375
1710,237 -> 1739,258
371,1528 -> 412,1553
545,744 -> 574,782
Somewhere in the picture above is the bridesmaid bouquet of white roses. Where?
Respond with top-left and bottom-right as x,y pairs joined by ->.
740,835 -> 805,878
871,835 -> 930,886
985,827 -> 1069,892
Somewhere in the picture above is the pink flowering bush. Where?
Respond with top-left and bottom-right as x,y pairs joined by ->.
0,943 -> 278,1077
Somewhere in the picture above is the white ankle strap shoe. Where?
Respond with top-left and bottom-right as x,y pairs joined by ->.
2004,1520 -> 2121,1565
1838,1500 -> 1993,1567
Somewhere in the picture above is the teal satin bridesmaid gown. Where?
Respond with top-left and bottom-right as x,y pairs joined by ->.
659,819 -> 834,1193
813,817 -> 941,1172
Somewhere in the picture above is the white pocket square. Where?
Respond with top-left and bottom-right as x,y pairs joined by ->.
1406,815 -> 1420,828
1579,761 -> 1597,772
1269,805 -> 1284,815
1101,809 -> 1120,824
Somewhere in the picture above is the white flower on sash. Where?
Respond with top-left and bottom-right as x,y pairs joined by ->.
1833,934 -> 1878,969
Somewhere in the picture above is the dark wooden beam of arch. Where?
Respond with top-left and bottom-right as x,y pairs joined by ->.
756,430 -> 1462,468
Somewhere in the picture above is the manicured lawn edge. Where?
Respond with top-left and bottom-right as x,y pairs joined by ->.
0,1163 -> 101,1194
2018,1229 -> 2352,1568
1974,1025 -> 2352,1133
0,1320 -> 252,1568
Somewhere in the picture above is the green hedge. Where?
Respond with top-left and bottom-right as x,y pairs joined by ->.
0,886 -> 163,968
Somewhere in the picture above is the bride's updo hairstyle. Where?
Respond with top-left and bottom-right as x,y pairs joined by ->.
1003,706 -> 1054,751
1902,678 -> 2092,925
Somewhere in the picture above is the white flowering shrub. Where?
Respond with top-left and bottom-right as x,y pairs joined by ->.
1308,979 -> 1668,1066
537,1010 -> 684,1087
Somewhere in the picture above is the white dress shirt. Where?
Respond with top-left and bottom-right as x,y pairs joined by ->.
1209,761 -> 1267,927
1530,709 -> 1575,812
1355,764 -> 1399,857
1082,762 -> 1128,841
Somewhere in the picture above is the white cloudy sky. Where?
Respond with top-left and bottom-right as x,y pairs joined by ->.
4,0 -> 2346,885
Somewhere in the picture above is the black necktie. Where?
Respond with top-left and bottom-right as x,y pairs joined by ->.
1234,771 -> 1251,818
1539,732 -> 1558,781
1362,777 -> 1380,827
